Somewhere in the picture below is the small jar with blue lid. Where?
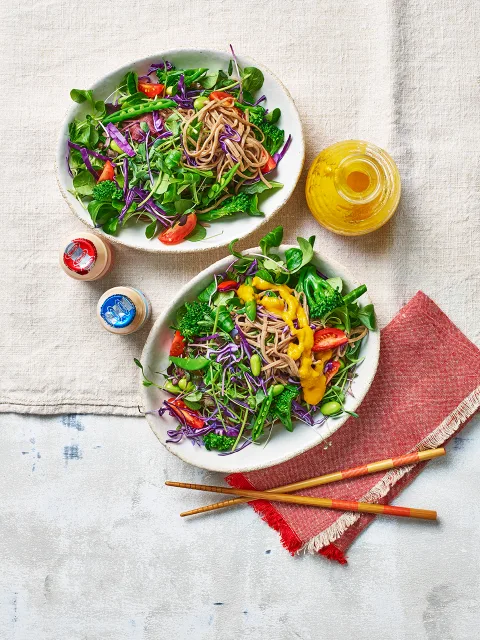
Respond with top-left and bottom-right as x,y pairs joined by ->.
97,287 -> 151,335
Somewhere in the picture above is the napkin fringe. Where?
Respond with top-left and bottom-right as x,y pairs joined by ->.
303,384 -> 480,555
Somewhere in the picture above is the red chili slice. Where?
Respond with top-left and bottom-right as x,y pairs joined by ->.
167,397 -> 204,429
217,280 -> 239,292
312,327 -> 348,352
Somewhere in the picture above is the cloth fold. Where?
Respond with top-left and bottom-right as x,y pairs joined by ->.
226,292 -> 480,563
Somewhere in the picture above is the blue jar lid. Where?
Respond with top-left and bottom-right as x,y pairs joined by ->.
100,294 -> 136,328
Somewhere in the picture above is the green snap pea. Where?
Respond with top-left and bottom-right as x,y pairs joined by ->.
250,353 -> 262,377
178,378 -> 188,391
194,96 -> 209,111
320,401 -> 342,416
102,98 -> 177,125
164,381 -> 181,394
272,384 -> 285,396
252,388 -> 275,441
217,305 -> 235,333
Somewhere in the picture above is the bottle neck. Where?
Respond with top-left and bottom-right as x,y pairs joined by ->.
334,154 -> 382,205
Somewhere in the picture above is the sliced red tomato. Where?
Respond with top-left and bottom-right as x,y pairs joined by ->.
169,331 -> 186,357
167,397 -> 204,429
97,160 -> 115,183
217,280 -> 239,292
312,327 -> 348,352
159,214 -> 197,245
138,82 -> 165,98
325,360 -> 341,384
209,91 -> 233,103
261,153 -> 277,174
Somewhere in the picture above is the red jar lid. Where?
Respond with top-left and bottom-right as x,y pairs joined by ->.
63,238 -> 98,275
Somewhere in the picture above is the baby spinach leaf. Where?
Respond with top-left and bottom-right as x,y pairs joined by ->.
102,217 -> 119,235
199,71 -> 219,89
70,89 -> 93,105
260,225 -> 283,256
326,277 -> 343,293
356,304 -> 376,330
145,220 -> 158,239
255,269 -> 274,283
73,170 -> 96,196
186,224 -> 207,242
242,67 -> 264,93
241,180 -> 283,195
265,108 -> 281,124
169,356 -> 210,371
285,248 -> 303,272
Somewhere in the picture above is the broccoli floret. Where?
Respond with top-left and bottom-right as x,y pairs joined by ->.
297,265 -> 344,320
197,193 -> 260,222
203,432 -> 236,451
247,106 -> 285,155
271,384 -> 300,432
178,301 -> 213,340
92,180 -> 123,202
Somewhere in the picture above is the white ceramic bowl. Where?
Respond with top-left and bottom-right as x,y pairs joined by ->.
141,245 -> 380,473
56,49 -> 305,253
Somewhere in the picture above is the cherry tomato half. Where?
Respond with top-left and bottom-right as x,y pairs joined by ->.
261,153 -> 277,174
167,398 -> 204,429
169,330 -> 186,357
97,160 -> 115,183
159,213 -> 197,245
138,82 -> 165,98
325,360 -> 341,384
209,90 -> 235,106
312,328 -> 348,352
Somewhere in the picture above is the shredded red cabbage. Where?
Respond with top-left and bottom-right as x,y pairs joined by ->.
147,60 -> 174,75
105,123 -> 136,157
272,134 -> 292,165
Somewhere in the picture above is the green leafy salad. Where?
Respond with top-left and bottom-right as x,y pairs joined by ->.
137,226 -> 376,455
66,47 -> 291,245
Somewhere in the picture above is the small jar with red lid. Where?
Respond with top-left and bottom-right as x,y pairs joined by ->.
59,232 -> 113,281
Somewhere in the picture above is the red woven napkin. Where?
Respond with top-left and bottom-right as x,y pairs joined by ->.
226,292 -> 480,563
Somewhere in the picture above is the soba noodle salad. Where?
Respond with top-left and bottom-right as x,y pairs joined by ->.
66,47 -> 291,245
137,226 -> 376,455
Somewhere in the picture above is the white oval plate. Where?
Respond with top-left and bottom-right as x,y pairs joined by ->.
141,245 -> 380,473
56,49 -> 305,253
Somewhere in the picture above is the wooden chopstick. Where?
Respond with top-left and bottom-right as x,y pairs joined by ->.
166,481 -> 438,521
178,448 -> 445,517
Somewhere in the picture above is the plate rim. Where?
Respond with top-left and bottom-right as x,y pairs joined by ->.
55,48 -> 305,254
140,244 -> 381,473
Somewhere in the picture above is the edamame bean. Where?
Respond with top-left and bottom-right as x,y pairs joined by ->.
185,382 -> 195,393
272,384 -> 285,396
320,401 -> 342,416
194,96 -> 209,111
164,381 -> 181,394
178,378 -> 188,391
250,353 -> 262,377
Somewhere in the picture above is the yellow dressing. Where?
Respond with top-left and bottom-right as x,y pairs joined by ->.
237,277 -> 332,405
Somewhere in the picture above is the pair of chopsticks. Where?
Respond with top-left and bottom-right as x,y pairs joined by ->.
166,448 -> 445,521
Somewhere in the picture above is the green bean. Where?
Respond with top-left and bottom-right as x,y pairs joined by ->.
272,384 -> 285,396
250,354 -> 261,377
320,401 -> 342,416
102,99 -> 177,125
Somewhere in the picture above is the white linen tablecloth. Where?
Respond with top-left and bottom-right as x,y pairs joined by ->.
1,0 -> 478,415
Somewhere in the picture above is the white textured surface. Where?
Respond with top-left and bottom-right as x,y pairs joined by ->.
0,411 -> 479,639
1,0 -> 478,414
